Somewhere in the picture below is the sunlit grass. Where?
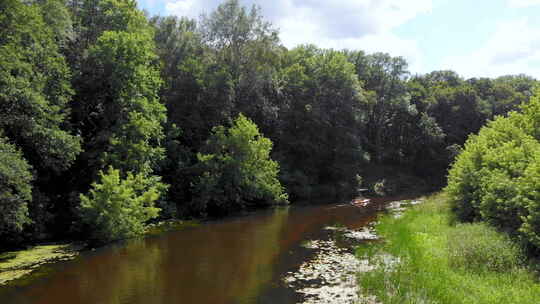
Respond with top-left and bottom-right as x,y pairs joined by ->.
0,244 -> 81,286
356,193 -> 540,304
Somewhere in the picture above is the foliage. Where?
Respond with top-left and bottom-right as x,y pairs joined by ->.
446,115 -> 537,223
37,0 -> 75,47
64,1 -> 167,239
357,194 -> 540,304
0,0 -> 81,172
446,90 -> 540,252
151,15 -> 233,150
447,223 -> 524,273
80,167 -> 165,242
200,0 -> 282,131
0,136 -> 32,237
403,72 -> 533,181
517,156 -> 540,249
1,0 -> 539,247
348,51 -> 413,164
86,30 -> 166,174
0,0 -> 82,244
193,114 -> 287,215
278,46 -> 366,199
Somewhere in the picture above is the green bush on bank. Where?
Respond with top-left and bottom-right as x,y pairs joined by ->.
517,158 -> 540,249
79,167 -> 165,242
446,89 -> 540,252
192,114 -> 288,216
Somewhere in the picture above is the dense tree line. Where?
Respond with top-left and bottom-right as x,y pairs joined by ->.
1,0 -> 537,246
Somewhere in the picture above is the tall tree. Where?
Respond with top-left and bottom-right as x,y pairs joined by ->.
200,0 -> 282,132
68,0 -> 165,178
0,135 -> 33,245
278,46 -> 366,199
0,0 -> 81,242
83,30 -> 166,174
64,0 -> 168,235
151,15 -> 233,150
36,0 -> 75,47
0,0 -> 81,172
348,51 -> 413,163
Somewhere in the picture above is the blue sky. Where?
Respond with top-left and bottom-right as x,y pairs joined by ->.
138,0 -> 540,79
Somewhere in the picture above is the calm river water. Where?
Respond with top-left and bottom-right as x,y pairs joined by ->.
0,198 -> 394,304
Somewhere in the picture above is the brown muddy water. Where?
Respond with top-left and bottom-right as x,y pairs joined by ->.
0,198 -> 395,304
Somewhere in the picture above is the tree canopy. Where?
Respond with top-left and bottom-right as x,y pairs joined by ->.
1,0 -> 538,248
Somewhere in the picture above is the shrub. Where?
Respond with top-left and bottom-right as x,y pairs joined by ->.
517,157 -> 540,249
446,114 -> 536,223
80,167 -> 165,242
475,137 -> 538,234
446,89 -> 540,252
447,223 -> 523,273
478,170 -> 523,234
193,114 -> 288,215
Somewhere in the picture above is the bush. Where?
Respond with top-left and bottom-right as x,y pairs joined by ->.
447,223 -> 523,273
0,136 -> 32,240
517,157 -> 540,249
79,167 -> 165,242
193,114 -> 288,215
446,89 -> 540,253
446,114 -> 536,223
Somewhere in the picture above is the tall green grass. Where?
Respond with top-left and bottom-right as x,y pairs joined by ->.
356,193 -> 540,304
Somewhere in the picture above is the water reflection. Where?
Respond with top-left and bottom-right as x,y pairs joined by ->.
0,201 -> 382,304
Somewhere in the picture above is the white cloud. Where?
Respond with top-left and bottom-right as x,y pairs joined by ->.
270,0 -> 432,39
440,18 -> 540,78
273,0 -> 431,73
508,0 -> 540,8
162,0 -> 432,73
165,0 -> 210,19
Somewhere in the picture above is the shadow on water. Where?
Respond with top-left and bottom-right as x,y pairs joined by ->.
0,196 -> 408,304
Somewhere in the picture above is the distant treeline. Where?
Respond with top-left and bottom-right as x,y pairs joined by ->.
0,0 -> 537,246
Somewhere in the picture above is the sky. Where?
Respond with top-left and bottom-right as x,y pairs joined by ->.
137,0 -> 540,79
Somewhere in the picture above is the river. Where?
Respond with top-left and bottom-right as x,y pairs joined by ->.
0,197 -> 396,304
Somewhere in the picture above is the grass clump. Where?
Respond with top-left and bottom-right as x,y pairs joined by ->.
447,223 -> 523,273
356,193 -> 540,304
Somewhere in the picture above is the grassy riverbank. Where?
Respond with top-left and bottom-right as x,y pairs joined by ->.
0,219 -> 198,287
0,244 -> 82,286
357,193 -> 540,304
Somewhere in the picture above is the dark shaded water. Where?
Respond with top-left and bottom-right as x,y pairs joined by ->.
0,198 -> 393,304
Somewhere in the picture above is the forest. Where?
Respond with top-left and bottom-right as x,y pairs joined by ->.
1,0 -> 538,248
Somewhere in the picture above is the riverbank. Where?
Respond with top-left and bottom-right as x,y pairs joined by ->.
278,196 -> 426,304
284,224 -> 380,304
0,219 -> 198,287
357,193 -> 540,303
0,244 -> 83,286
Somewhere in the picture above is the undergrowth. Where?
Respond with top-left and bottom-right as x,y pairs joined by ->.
356,193 -> 540,304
